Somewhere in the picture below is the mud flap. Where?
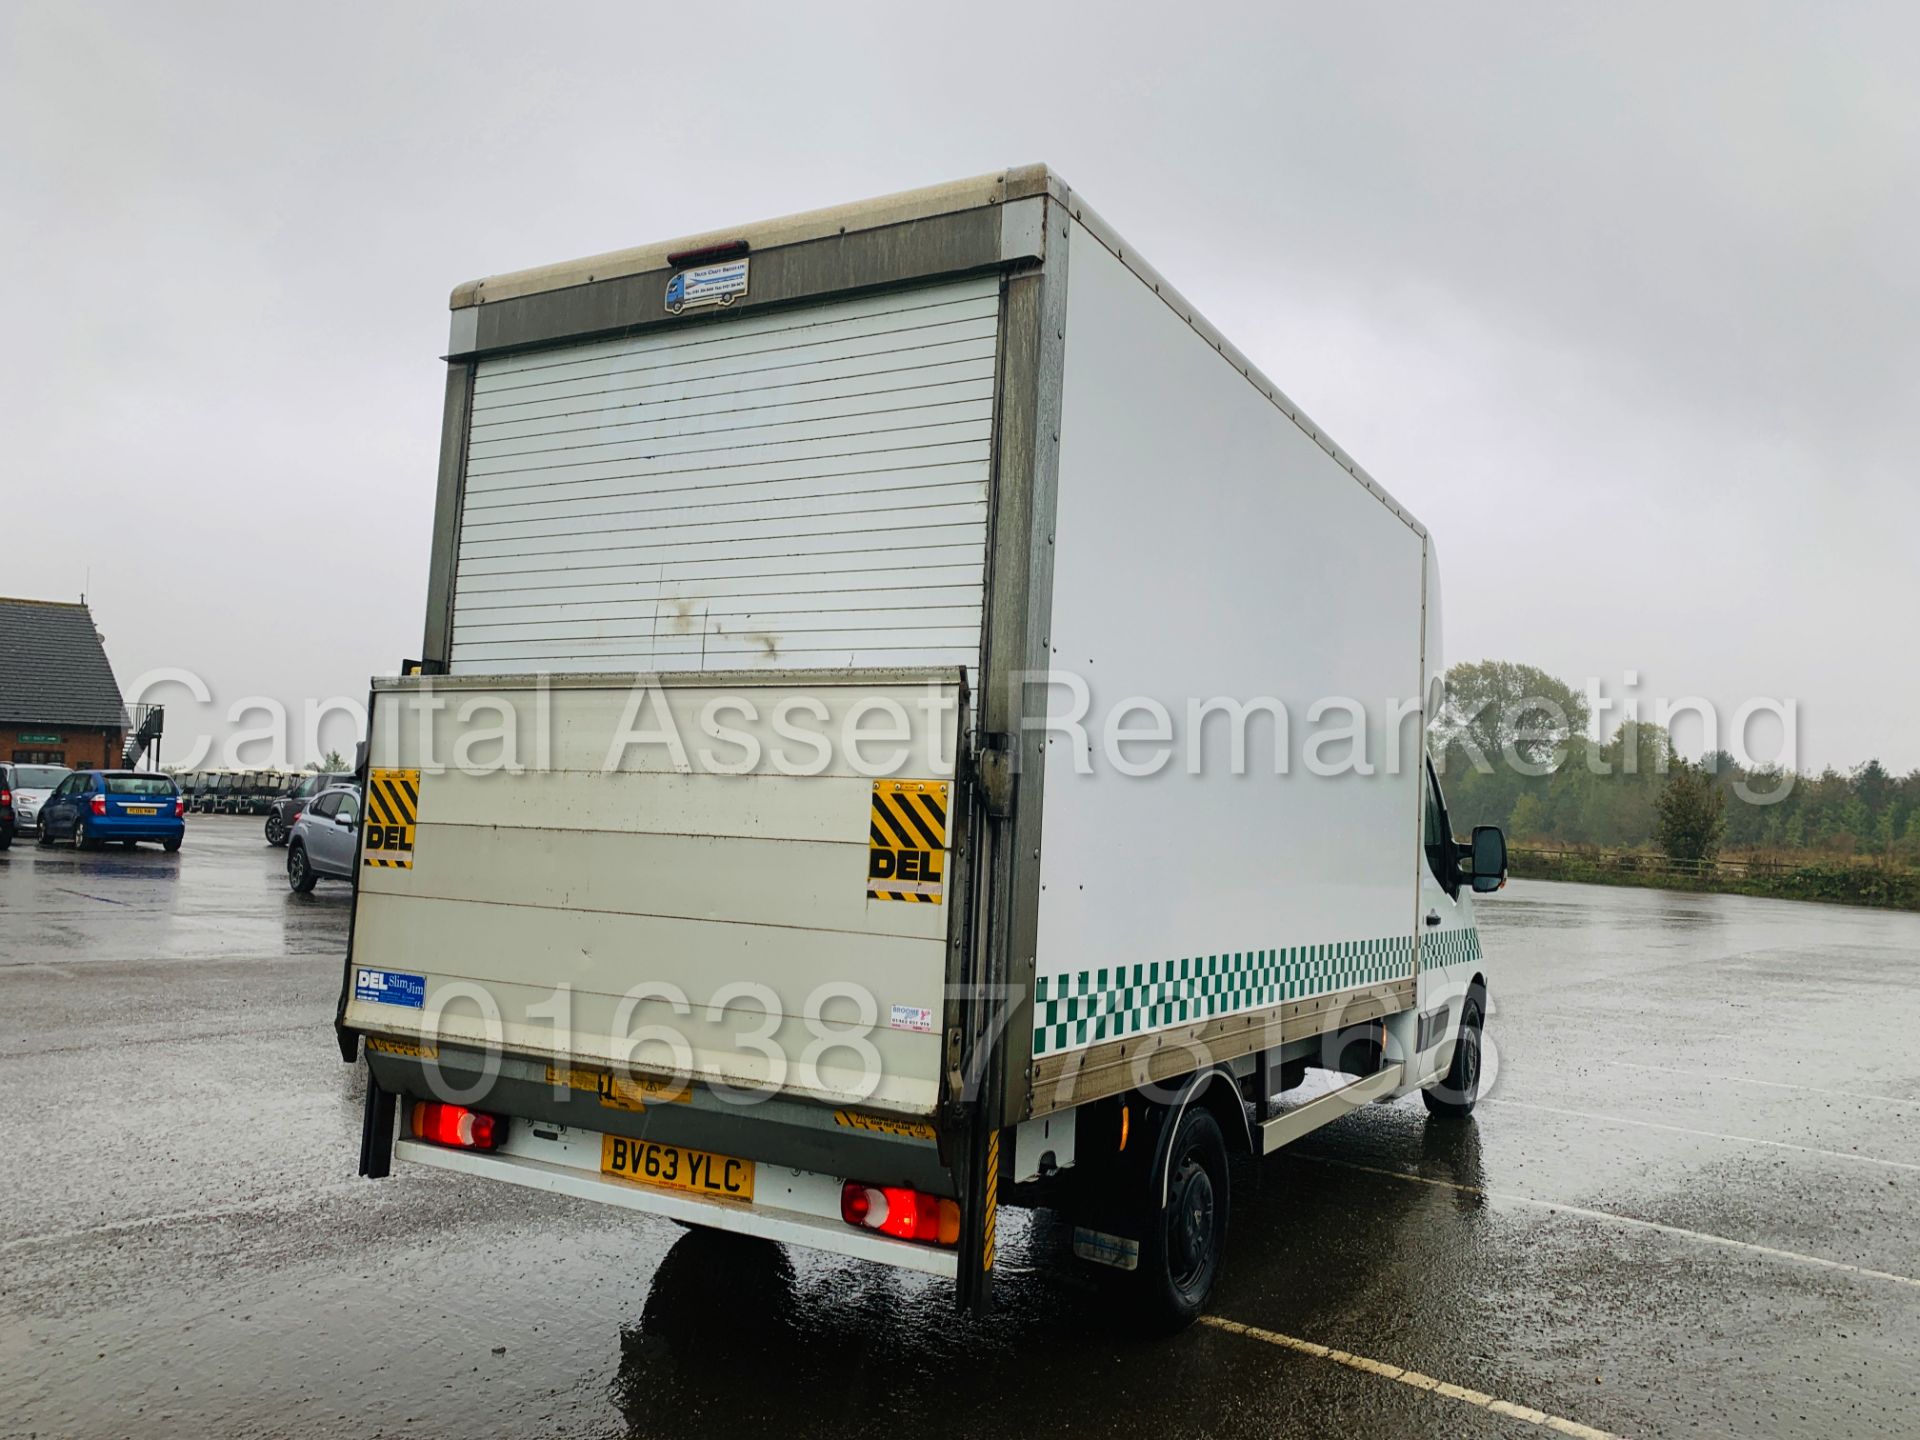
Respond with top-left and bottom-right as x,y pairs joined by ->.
358,1064 -> 397,1179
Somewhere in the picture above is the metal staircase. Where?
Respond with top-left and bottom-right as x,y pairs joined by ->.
122,703 -> 165,769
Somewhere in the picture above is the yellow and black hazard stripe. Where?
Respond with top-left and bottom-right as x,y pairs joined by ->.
867,779 -> 948,903
981,1128 -> 1000,1272
362,767 -> 419,869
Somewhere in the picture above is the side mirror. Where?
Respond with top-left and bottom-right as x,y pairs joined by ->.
336,810 -> 357,827
1468,825 -> 1508,893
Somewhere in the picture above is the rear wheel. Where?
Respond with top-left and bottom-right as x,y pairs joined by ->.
1134,1106 -> 1230,1332
1422,987 -> 1485,1118
265,814 -> 288,846
163,837 -> 182,853
287,843 -> 318,894
37,827 -> 54,848
0,829 -> 10,850
76,819 -> 102,852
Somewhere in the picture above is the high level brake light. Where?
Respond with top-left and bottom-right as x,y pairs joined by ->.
408,1100 -> 504,1151
840,1182 -> 961,1247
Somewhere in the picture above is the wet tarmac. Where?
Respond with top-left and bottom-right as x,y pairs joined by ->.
4,818 -> 1918,1439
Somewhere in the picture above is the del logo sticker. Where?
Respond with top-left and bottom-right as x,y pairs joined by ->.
363,768 -> 419,869
868,779 -> 948,904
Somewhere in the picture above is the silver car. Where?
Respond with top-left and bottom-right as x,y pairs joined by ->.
4,763 -> 71,834
286,784 -> 362,892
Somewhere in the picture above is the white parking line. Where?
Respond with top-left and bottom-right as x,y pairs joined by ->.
1484,1098 -> 1920,1173
1198,1314 -> 1623,1438
1605,1060 -> 1920,1109
1298,1153 -> 1920,1289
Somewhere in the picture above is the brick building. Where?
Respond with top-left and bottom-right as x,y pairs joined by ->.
0,597 -> 128,768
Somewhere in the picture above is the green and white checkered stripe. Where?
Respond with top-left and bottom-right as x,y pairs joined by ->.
1032,935 -> 1417,1058
1422,926 -> 1484,969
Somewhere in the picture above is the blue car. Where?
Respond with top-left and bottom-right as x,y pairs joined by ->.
36,770 -> 186,852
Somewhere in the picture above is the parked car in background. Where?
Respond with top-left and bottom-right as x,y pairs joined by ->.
287,784 -> 361,891
3,763 -> 71,835
266,772 -> 356,846
36,771 -> 186,852
0,770 -> 14,850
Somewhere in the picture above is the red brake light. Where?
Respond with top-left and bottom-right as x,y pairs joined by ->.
0,789 -> 9,805
840,1182 -> 961,1246
409,1100 -> 503,1151
173,797 -> 185,817
91,793 -> 107,817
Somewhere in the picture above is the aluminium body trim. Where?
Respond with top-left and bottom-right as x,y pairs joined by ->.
369,664 -> 970,694
1028,978 -> 1416,1117
976,199 -> 1072,1131
1258,1063 -> 1406,1154
451,164 -> 1056,309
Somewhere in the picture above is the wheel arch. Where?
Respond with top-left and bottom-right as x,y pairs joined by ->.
1149,1066 -> 1252,1206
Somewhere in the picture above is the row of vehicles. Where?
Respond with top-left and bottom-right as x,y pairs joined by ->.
174,769 -> 310,818
0,764 -> 187,851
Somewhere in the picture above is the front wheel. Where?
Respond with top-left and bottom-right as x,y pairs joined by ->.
1422,987 -> 1486,1118
1134,1106 -> 1230,1333
287,843 -> 319,894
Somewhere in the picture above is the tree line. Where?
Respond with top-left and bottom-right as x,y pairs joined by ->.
1434,661 -> 1920,864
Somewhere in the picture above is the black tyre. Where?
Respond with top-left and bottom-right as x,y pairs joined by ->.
287,843 -> 318,894
76,819 -> 102,852
0,828 -> 10,851
1422,987 -> 1486,1118
1135,1105 -> 1230,1332
37,827 -> 54,848
265,814 -> 288,846
163,837 -> 182,853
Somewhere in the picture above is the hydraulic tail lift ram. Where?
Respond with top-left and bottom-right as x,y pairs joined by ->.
334,165 -> 1507,1330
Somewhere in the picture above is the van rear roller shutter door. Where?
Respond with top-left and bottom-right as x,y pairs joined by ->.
448,275 -> 1002,676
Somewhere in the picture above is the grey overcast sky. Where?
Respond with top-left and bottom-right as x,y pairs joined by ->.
3,2 -> 1915,773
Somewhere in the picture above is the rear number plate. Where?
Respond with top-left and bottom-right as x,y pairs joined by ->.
125,806 -> 158,815
601,1135 -> 754,1201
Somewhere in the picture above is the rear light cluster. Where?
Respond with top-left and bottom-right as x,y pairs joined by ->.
409,1100 -> 504,1151
173,797 -> 185,818
90,794 -> 107,817
840,1182 -> 961,1247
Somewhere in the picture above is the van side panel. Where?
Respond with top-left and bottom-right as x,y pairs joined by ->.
1027,224 -> 1425,1105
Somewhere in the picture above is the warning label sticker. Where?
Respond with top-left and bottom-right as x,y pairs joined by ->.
363,768 -> 419,869
868,779 -> 948,904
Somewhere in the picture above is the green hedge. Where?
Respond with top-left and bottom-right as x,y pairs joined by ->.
1510,849 -> 1920,912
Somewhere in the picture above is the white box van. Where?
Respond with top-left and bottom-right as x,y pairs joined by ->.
334,165 -> 1506,1329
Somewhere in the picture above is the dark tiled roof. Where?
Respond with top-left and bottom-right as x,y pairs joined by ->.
0,598 -> 128,728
